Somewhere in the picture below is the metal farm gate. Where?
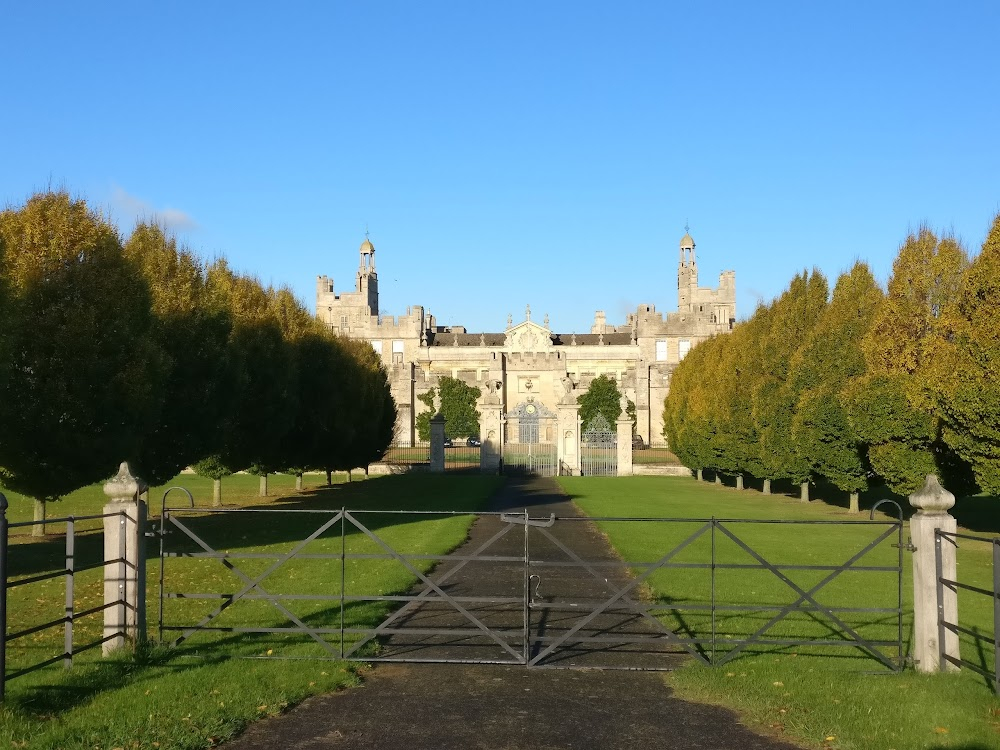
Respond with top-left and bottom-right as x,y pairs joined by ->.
503,402 -> 557,477
156,501 -> 905,672
581,413 -> 617,476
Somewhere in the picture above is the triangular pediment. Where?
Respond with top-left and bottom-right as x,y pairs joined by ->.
504,320 -> 552,352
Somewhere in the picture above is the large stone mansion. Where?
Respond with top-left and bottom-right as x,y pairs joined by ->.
316,231 -> 735,445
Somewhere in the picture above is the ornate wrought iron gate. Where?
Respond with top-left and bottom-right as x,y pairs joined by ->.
503,402 -> 557,477
580,413 -> 617,476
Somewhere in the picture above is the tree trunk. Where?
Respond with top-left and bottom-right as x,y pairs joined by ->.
213,478 -> 222,507
348,470 -> 352,483
763,478 -> 771,495
32,498 -> 46,537
325,469 -> 332,486
849,492 -> 860,514
295,473 -> 303,491
696,468 -> 703,481
259,474 -> 268,497
736,474 -> 744,491
799,482 -> 809,502
714,473 -> 722,485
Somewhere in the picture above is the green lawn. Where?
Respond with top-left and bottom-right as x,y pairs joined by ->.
559,475 -> 1000,750
1,474 -> 502,750
1,471 -> 353,532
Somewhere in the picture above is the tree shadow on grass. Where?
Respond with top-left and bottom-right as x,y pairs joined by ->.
697,472 -> 1000,535
7,643 -> 205,716
8,474 -> 508,579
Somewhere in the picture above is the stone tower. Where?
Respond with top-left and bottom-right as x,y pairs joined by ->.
677,229 -> 697,312
357,235 -> 379,316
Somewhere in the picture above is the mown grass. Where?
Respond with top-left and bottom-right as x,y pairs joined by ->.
2,473 -> 502,750
1,471 -> 352,531
560,475 -> 1000,750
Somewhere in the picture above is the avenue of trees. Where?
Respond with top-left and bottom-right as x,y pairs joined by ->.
664,216 -> 1000,511
0,191 -> 396,531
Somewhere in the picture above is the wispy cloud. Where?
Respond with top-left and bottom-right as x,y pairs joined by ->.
111,186 -> 199,233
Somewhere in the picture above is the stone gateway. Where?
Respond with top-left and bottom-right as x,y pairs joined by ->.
315,230 -> 735,446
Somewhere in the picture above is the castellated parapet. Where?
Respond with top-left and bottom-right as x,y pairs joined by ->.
317,229 -> 735,445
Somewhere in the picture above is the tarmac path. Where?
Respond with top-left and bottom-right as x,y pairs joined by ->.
223,476 -> 800,750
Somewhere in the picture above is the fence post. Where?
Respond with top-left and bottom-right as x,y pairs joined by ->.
479,382 -> 503,474
0,493 -> 7,701
556,389 -> 581,476
103,463 -> 148,655
429,412 -> 446,473
994,541 -> 999,693
910,474 -> 959,672
616,411 -> 633,477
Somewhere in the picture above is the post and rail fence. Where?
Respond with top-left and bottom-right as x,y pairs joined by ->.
0,494 -> 130,702
935,529 -> 1000,692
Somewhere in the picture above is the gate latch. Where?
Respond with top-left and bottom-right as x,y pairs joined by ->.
893,536 -> 917,552
529,574 -> 544,606
501,513 -> 555,528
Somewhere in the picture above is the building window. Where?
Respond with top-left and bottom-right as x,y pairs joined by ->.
371,340 -> 383,356
679,339 -> 691,360
391,339 -> 404,365
340,315 -> 349,330
655,340 -> 667,361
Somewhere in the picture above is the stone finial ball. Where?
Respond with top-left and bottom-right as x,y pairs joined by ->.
103,462 -> 147,504
908,474 -> 956,514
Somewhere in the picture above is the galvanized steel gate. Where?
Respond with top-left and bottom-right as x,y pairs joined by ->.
157,506 -> 904,671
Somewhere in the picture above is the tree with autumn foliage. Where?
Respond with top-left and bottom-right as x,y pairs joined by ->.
937,214 -> 1000,493
662,339 -> 716,480
123,222 -> 235,486
0,192 -> 166,532
194,260 -> 297,502
789,263 -> 883,511
844,228 -> 972,495
753,270 -> 829,498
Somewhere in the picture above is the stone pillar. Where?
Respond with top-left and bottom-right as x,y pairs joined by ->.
429,412 -> 446,473
909,474 -> 960,673
616,415 -> 633,477
557,403 -> 581,476
103,462 -> 147,654
479,391 -> 502,474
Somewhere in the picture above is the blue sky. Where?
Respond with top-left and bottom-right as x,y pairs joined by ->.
3,2 -> 998,333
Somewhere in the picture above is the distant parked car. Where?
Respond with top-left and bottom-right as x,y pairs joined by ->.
632,435 -> 646,450
443,437 -> 454,448
466,436 -> 481,447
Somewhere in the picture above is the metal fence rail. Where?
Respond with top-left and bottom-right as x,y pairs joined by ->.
0,495 -> 128,700
380,441 -> 430,467
936,529 -> 999,692
443,443 -> 481,472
